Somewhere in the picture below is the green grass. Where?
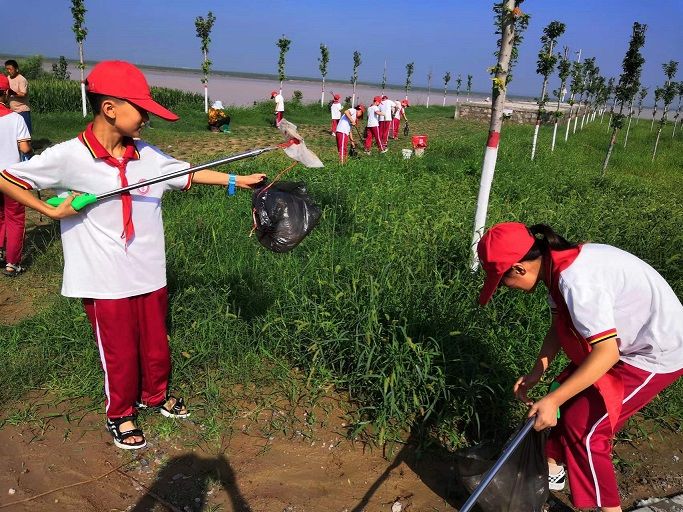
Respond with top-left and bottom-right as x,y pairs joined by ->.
1,105 -> 681,448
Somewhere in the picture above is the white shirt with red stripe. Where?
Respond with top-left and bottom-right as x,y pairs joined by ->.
380,99 -> 394,121
0,108 -> 30,168
394,104 -> 403,120
330,102 -> 342,120
548,243 -> 683,373
1,131 -> 191,299
367,105 -> 381,128
336,109 -> 356,135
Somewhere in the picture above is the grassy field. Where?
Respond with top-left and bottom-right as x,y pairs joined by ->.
2,102 -> 682,449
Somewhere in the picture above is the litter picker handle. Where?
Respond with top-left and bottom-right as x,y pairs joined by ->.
44,147 -> 276,210
46,193 -> 98,211
459,416 -> 536,512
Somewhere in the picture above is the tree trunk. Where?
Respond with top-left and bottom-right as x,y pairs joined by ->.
603,103 -> 625,174
551,119 -> 558,151
623,99 -> 634,148
531,41 -> 554,161
573,95 -> 582,133
79,44 -> 87,117
203,50 -> 209,113
442,88 -> 447,107
426,76 -> 431,108
320,77 -> 325,107
653,106 -> 670,161
470,0 -> 516,270
352,81 -> 357,108
564,104 -> 573,141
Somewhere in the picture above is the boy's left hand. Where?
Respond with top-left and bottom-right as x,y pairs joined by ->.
527,395 -> 560,431
237,173 -> 267,189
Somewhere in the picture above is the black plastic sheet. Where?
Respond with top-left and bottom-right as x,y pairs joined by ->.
252,181 -> 321,253
455,426 -> 549,512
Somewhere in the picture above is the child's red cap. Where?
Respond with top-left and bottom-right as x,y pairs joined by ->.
0,75 -> 9,91
333,94 -> 341,100
271,91 -> 278,98
86,61 -> 179,121
373,95 -> 382,103
477,222 -> 535,305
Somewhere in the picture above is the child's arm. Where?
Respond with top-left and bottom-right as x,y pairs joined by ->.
528,338 -> 620,429
0,178 -> 77,219
191,170 -> 266,189
513,316 -> 561,405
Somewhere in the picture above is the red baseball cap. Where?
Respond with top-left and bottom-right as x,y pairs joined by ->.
271,90 -> 278,98
401,99 -> 410,106
0,74 -> 9,91
86,61 -> 178,121
373,95 -> 382,103
477,222 -> 535,305
333,93 -> 341,100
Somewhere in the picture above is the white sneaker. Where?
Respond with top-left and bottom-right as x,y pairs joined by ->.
549,465 -> 566,491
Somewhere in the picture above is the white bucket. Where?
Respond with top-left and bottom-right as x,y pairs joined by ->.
402,149 -> 413,159
414,147 -> 425,157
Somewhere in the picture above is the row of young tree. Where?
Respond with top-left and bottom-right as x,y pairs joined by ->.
527,18 -> 682,169
471,1 -> 681,268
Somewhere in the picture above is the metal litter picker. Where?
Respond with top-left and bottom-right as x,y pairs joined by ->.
47,118 -> 323,210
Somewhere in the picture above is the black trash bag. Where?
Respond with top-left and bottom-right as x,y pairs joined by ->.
252,181 -> 321,253
455,426 -> 549,512
349,143 -> 358,157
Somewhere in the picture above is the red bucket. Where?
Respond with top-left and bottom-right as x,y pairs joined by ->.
411,135 -> 428,149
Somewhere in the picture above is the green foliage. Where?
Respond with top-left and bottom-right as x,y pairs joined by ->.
350,50 -> 362,86
276,35 -> 292,83
405,62 -> 414,94
318,43 -> 329,78
70,0 -> 87,47
51,56 -> 71,80
466,74 -> 473,94
492,0 -> 530,86
614,22 -> 647,106
4,107 -> 681,446
26,79 -> 202,113
195,11 -> 217,83
657,61 -> 679,127
536,20 -> 565,78
17,55 -> 46,80
292,90 -> 303,104
443,71 -> 451,88
455,74 -> 462,94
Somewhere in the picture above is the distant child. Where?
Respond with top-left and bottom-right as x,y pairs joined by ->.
364,96 -> 386,154
335,104 -> 364,164
0,74 -> 32,276
0,61 -> 265,450
208,100 -> 231,133
392,99 -> 409,139
379,95 -> 394,146
271,90 -> 285,125
330,94 -> 342,135
477,222 -> 683,512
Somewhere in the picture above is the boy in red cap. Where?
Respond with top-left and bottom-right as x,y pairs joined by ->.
379,95 -> 394,146
334,104 -> 364,163
0,74 -> 32,276
477,222 -> 683,512
364,96 -> 386,154
0,61 -> 265,450
330,93 -> 342,135
271,90 -> 284,125
392,99 -> 409,139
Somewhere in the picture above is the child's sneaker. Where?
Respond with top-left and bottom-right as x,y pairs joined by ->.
548,465 -> 566,491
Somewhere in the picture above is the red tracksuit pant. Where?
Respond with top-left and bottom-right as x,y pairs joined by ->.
336,131 -> 350,163
83,287 -> 171,419
0,193 -> 25,265
364,126 -> 384,151
392,118 -> 400,139
331,119 -> 339,133
276,111 -> 283,124
380,120 -> 391,145
546,362 -> 683,509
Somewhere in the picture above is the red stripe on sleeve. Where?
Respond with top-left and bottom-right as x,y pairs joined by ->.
1,170 -> 33,190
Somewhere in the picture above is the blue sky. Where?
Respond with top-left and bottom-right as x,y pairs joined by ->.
3,1 -> 681,100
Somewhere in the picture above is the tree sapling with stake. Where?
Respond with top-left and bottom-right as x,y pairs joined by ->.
351,50 -> 361,107
672,82 -> 683,137
650,87 -> 661,132
552,47 -> 571,152
70,0 -> 88,117
405,61 -> 415,101
318,43 -> 329,107
601,77 -> 615,124
442,71 -> 451,106
565,58 -> 583,141
195,11 -> 216,113
635,86 -> 647,124
652,60 -> 678,160
466,74 -> 473,102
276,35 -> 292,95
602,22 -> 647,175
531,20 -> 565,160
426,68 -> 432,108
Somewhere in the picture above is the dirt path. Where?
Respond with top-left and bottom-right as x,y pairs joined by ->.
1,394 -> 681,512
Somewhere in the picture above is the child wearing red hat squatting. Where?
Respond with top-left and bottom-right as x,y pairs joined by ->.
0,61 -> 266,450
0,74 -> 32,276
477,222 -> 683,512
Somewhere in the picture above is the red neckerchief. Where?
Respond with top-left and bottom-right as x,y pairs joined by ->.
0,104 -> 13,117
78,123 -> 140,245
547,245 -> 624,433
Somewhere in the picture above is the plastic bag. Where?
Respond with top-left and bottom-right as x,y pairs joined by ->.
455,425 -> 549,512
252,181 -> 321,253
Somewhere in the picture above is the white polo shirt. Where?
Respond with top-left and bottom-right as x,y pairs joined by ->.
331,102 -> 342,120
380,99 -> 393,121
0,108 -> 30,168
367,105 -> 381,128
336,109 -> 356,135
1,125 -> 191,299
394,103 -> 403,120
274,94 -> 285,112
548,243 -> 683,373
